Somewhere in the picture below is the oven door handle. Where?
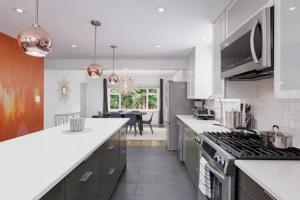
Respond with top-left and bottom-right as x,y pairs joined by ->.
206,162 -> 225,182
250,20 -> 260,64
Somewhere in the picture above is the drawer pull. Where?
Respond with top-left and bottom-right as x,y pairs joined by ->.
108,168 -> 115,176
80,171 -> 93,183
121,150 -> 126,154
264,190 -> 277,200
107,145 -> 114,150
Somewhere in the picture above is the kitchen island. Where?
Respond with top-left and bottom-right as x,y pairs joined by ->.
0,118 -> 128,200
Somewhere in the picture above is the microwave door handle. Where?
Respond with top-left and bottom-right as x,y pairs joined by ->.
250,20 -> 259,64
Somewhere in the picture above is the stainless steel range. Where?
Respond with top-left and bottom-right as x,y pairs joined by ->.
197,130 -> 300,200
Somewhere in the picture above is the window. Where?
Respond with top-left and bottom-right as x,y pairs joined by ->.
108,87 -> 159,110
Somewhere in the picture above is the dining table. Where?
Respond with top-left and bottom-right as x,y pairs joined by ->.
103,111 -> 147,135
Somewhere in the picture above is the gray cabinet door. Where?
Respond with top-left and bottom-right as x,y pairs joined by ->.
120,127 -> 127,171
65,153 -> 98,200
97,131 -> 120,200
238,170 -> 276,200
184,127 -> 199,188
40,181 -> 64,200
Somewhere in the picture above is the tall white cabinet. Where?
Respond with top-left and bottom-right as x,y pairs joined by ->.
212,12 -> 226,98
187,44 -> 212,99
274,0 -> 300,99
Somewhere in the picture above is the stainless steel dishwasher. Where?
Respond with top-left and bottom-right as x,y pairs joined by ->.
184,127 -> 200,189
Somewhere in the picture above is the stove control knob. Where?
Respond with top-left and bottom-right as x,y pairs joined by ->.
214,155 -> 220,162
218,158 -> 225,166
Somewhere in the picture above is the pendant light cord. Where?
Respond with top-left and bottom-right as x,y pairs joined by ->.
112,47 -> 115,73
35,0 -> 39,25
94,25 -> 97,63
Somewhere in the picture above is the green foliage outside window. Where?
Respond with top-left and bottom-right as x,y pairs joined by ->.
110,95 -> 119,109
109,88 -> 158,110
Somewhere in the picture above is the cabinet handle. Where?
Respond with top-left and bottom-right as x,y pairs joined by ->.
79,171 -> 93,183
264,190 -> 277,200
107,145 -> 114,150
108,168 -> 115,176
121,150 -> 126,154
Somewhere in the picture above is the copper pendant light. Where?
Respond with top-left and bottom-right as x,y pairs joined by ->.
108,45 -> 119,84
18,0 -> 53,57
87,20 -> 103,79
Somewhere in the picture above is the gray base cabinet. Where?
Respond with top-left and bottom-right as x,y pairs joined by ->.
183,126 -> 199,189
41,127 -> 126,200
237,170 -> 276,200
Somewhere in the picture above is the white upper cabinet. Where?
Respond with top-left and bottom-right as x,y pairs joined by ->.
212,12 -> 226,98
226,0 -> 273,36
187,44 -> 212,99
274,0 -> 300,99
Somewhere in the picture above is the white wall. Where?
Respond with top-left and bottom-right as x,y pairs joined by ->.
44,70 -> 88,128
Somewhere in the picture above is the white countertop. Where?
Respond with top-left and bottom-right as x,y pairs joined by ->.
0,118 -> 128,200
176,115 -> 230,133
235,160 -> 300,200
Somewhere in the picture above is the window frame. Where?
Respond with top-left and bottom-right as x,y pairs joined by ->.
108,86 -> 160,111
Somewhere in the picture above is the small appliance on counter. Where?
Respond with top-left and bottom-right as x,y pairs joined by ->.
193,106 -> 215,120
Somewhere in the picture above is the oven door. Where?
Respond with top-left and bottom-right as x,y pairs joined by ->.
198,151 -> 234,200
221,7 -> 272,79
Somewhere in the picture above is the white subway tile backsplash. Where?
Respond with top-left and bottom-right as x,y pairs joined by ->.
289,120 -> 297,129
211,79 -> 300,148
289,102 -> 300,111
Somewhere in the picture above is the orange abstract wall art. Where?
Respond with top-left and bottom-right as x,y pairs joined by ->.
0,32 -> 44,141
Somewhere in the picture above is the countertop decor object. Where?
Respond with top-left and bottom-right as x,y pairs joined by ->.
108,45 -> 119,84
87,20 -> 102,79
57,78 -> 71,104
70,118 -> 85,132
17,0 -> 53,57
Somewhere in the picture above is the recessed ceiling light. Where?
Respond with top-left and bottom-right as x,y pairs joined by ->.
156,44 -> 161,48
289,6 -> 296,11
13,7 -> 25,13
200,36 -> 207,40
71,44 -> 77,48
156,6 -> 166,13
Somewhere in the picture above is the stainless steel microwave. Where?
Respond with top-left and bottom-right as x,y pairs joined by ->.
221,7 -> 274,80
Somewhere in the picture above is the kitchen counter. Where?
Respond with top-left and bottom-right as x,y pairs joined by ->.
176,115 -> 230,133
0,118 -> 128,200
235,160 -> 300,200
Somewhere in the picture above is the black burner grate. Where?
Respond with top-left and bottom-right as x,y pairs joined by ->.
204,131 -> 300,160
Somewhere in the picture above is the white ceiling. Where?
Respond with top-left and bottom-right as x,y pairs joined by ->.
0,0 -> 230,59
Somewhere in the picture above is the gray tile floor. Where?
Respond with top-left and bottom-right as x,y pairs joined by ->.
112,146 -> 198,200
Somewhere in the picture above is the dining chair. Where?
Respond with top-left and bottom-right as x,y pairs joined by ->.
142,112 -> 154,134
110,112 -> 122,118
125,114 -> 138,136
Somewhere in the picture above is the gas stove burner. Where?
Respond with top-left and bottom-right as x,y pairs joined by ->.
204,131 -> 300,160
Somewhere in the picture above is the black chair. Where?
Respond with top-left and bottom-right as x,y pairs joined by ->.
142,113 -> 154,134
125,114 -> 138,136
110,112 -> 122,118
